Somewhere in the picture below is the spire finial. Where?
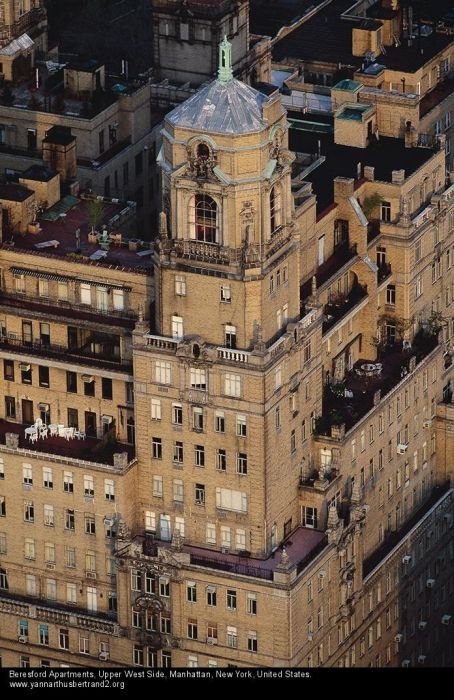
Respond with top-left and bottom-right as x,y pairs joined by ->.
218,35 -> 233,83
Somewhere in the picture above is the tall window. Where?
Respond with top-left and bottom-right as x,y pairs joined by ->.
193,194 -> 218,243
270,186 -> 281,235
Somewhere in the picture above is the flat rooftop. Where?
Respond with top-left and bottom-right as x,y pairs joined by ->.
4,197 -> 154,273
250,0 -> 324,37
289,128 -> 437,214
273,0 -> 453,72
0,419 -> 135,467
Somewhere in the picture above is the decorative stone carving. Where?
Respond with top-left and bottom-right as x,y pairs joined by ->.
240,201 -> 256,245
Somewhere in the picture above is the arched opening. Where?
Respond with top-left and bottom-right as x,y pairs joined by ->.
195,193 -> 218,243
197,143 -> 210,159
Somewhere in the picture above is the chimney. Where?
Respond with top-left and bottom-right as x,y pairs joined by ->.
364,165 -> 375,181
392,169 -> 405,184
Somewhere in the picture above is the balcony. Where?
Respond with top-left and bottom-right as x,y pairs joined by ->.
0,419 -> 135,467
11,7 -> 47,36
0,291 -> 137,329
314,332 -> 440,435
0,336 -> 132,373
377,261 -> 392,285
322,282 -> 368,334
301,242 -> 358,299
78,137 -> 132,169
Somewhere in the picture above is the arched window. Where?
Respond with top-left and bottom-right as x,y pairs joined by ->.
270,186 -> 281,236
195,194 -> 218,243
197,143 -> 210,159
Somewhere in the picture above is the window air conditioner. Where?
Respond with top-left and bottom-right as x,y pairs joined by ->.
206,638 -> 217,645
422,420 -> 432,428
98,651 -> 109,661
86,571 -> 97,580
19,363 -> 31,372
394,633 -> 403,642
397,443 -> 408,454
81,374 -> 94,383
417,655 -> 426,664
18,635 -> 28,643
426,579 -> 436,589
221,546 -> 230,554
401,659 -> 411,668
46,562 -> 55,570
402,555 -> 412,564
441,615 -> 452,625
418,621 -> 427,630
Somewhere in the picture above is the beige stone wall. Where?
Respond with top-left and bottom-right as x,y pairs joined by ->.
19,173 -> 60,210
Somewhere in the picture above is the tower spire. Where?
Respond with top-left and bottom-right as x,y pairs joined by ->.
218,35 -> 233,83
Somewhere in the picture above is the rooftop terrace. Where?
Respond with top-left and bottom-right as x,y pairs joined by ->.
2,196 -> 154,273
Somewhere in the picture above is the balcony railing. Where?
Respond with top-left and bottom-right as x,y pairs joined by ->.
190,552 -> 273,581
12,7 -> 47,36
322,283 -> 368,334
0,336 -> 132,372
301,243 -> 358,299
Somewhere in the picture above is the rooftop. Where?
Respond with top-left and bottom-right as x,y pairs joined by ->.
21,165 -> 58,182
0,419 -> 135,468
250,0 -> 323,37
273,0 -> 453,72
3,196 -> 154,273
0,183 -> 33,202
289,128 -> 436,214
166,77 -> 272,134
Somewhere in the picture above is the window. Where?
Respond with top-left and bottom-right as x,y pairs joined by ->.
84,377 -> 95,397
44,504 -> 55,527
220,285 -> 231,303
192,406 -> 204,431
195,483 -> 205,505
152,475 -> 163,497
172,403 -> 183,425
22,464 -> 32,485
3,360 -> 14,382
59,628 -> 69,650
21,364 -> 32,384
386,285 -> 396,305
20,656 -> 30,668
173,480 -> 184,502
216,448 -> 226,472
248,631 -> 258,652
190,368 -> 206,389
0,496 -> 5,517
0,567 -> 8,589
152,438 -> 162,459
303,340 -> 312,363
5,396 -> 15,419
135,152 -> 143,176
175,276 -> 186,296
112,289 -> 124,310
66,371 -> 77,393
207,586 -> 217,606
63,471 -> 74,494
39,624 -> 49,646
38,278 -> 48,297
26,574 -> 36,596
270,186 -> 281,234
104,479 -> 115,502
216,488 -> 247,513
236,452 -> 248,475
173,441 -> 184,463
0,533 -> 6,554
195,445 -> 205,467
85,514 -> 96,535
193,194 -> 218,243
155,361 -> 171,385
415,239 -> 422,263
226,589 -> 237,610
151,399 -> 161,421
227,626 -> 238,648
381,201 -> 391,222
171,315 -> 184,340
24,501 -> 34,522
66,583 -> 77,604
221,526 -> 231,548
247,592 -> 257,615
83,474 -> 94,498
187,619 -> 198,640
102,377 -> 112,400
206,524 -> 216,545
187,582 -> 197,603
46,578 -> 57,600
14,274 -> 25,293
215,411 -> 225,432
225,324 -> 236,349
303,506 -> 318,528
0,459 -> 3,480
57,281 -> 68,300
44,541 -> 55,563
24,537 -> 35,559
224,373 -> 241,397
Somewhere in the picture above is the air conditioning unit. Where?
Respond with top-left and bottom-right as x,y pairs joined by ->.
397,443 -> 408,454
206,638 -> 217,645
319,570 -> 327,578
19,363 -> 31,372
403,340 -> 412,350
423,420 -> 432,428
103,516 -> 115,527
394,633 -> 403,642
221,546 -> 230,554
441,615 -> 452,625
18,635 -> 28,643
307,633 -> 313,641
443,513 -> 453,526
81,374 -> 94,383
426,579 -> 436,589
7,332 -> 17,339
86,571 -> 97,580
98,651 -> 109,661
46,562 -> 55,570
418,621 -> 428,630
401,659 -> 411,668
402,555 -> 412,564
417,655 -> 426,664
